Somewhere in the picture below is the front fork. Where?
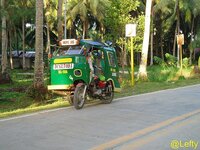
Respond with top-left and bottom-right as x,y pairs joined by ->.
82,84 -> 87,98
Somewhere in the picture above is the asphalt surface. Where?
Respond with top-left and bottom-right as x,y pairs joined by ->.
1,84 -> 200,150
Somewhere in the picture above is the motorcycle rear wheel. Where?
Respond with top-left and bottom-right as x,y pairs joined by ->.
101,81 -> 114,104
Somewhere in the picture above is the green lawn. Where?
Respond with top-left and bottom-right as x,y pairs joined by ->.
1,67 -> 200,119
115,78 -> 200,98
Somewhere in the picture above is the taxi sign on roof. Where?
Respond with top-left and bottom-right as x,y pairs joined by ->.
59,39 -> 79,46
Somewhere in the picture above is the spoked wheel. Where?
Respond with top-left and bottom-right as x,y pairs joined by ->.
101,81 -> 114,104
73,83 -> 87,109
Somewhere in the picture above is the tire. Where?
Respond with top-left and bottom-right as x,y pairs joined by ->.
73,83 -> 87,109
102,81 -> 114,104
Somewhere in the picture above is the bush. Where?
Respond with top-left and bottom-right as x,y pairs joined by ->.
153,56 -> 166,67
183,57 -> 190,68
147,65 -> 179,82
165,53 -> 177,67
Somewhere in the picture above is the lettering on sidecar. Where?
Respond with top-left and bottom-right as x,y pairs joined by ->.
53,63 -> 74,70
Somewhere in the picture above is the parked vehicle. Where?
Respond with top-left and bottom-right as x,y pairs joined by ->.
48,39 -> 121,109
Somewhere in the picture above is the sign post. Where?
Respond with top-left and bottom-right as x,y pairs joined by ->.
177,34 -> 184,74
126,24 -> 136,86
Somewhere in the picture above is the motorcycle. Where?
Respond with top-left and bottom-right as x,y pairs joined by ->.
72,75 -> 114,109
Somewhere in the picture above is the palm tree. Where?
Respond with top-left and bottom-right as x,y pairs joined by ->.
67,0 -> 89,39
67,0 -> 110,39
138,0 -> 152,80
34,0 -> 44,90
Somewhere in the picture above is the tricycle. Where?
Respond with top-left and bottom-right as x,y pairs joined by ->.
48,39 -> 121,109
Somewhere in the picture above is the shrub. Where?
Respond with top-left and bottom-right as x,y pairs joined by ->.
165,53 -> 177,67
153,56 -> 166,67
183,57 -> 190,68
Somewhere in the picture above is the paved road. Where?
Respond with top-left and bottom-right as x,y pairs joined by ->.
1,84 -> 200,150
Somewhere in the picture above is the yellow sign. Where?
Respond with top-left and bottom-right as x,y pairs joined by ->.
54,58 -> 72,64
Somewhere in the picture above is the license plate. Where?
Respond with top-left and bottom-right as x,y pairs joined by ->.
53,63 -> 74,70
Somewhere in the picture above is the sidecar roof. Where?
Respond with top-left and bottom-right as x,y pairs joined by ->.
80,40 -> 105,47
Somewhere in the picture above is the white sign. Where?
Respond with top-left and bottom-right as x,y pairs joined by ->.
125,24 -> 137,37
59,39 -> 79,46
53,63 -> 74,70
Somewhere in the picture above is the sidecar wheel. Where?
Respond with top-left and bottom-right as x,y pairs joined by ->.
74,83 -> 87,109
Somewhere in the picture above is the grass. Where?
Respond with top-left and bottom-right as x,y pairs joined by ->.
0,98 -> 70,118
0,69 -> 71,118
115,77 -> 200,98
1,66 -> 200,119
115,65 -> 200,97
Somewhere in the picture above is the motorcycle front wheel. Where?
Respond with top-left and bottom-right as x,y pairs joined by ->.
73,83 -> 87,109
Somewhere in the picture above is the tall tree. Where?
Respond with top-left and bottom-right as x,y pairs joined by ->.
104,0 -> 144,73
138,0 -> 152,80
34,0 -> 44,90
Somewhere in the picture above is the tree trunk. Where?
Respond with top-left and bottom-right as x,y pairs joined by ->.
173,23 -> 178,57
57,0 -> 63,41
150,30 -> 153,65
161,36 -> 164,60
121,39 -> 127,75
83,21 -> 86,39
176,0 -> 180,67
8,28 -> 13,70
22,18 -> 26,70
83,20 -> 89,39
150,1 -> 154,66
69,27 -> 72,38
189,17 -> 195,65
1,0 -> 7,74
46,23 -> 51,54
138,0 -> 152,80
0,0 -> 11,83
34,0 -> 44,89
44,1 -> 51,54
